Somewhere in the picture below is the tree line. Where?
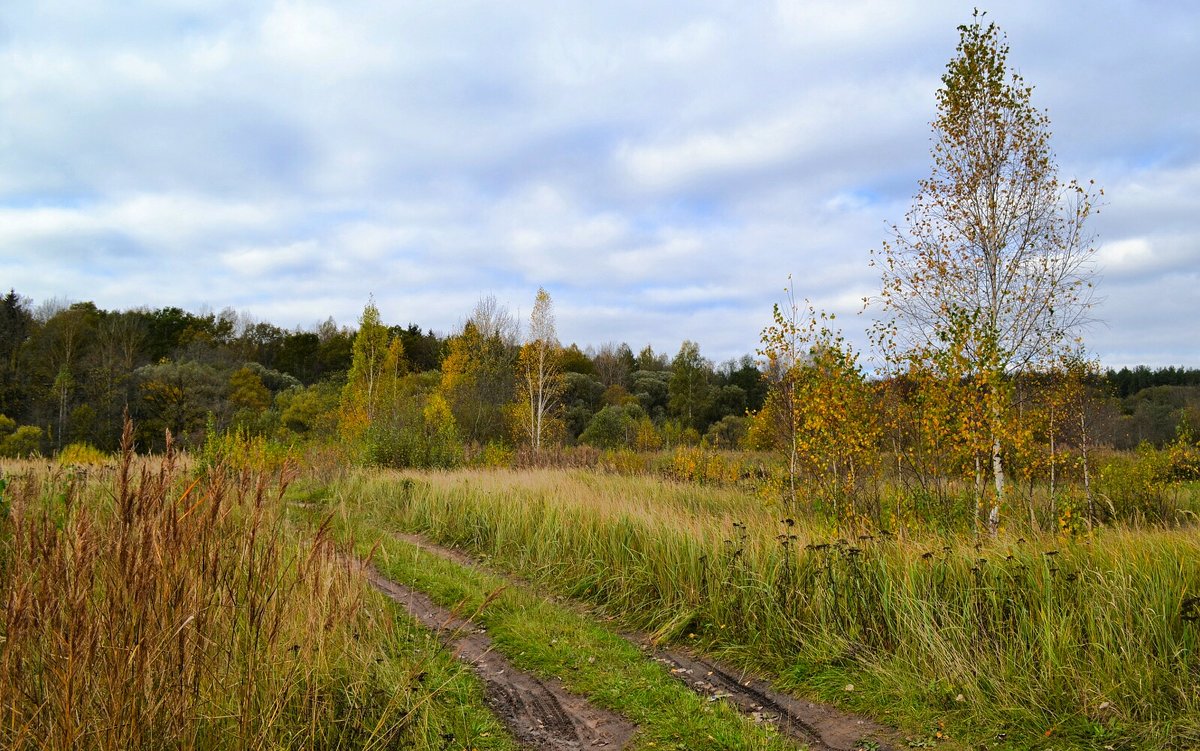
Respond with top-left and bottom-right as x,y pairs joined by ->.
0,288 -> 767,457
0,283 -> 1190,460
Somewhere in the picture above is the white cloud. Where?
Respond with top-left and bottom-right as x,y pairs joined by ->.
642,20 -> 722,64
187,34 -> 233,72
109,50 -> 169,86
1097,238 -> 1154,273
618,115 -> 806,190
774,0 -> 929,47
640,284 -> 741,306
220,239 -> 320,276
259,1 -> 392,77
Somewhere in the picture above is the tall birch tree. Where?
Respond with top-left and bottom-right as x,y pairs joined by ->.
339,300 -> 392,443
514,288 -> 563,451
873,12 -> 1099,530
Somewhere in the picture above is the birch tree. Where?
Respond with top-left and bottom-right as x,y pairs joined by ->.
514,288 -> 563,451
339,300 -> 392,443
873,12 -> 1099,530
760,280 -> 876,515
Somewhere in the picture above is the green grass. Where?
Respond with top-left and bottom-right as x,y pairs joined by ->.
318,466 -> 1200,751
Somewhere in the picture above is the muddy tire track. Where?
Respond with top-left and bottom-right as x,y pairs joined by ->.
365,570 -> 636,750
647,647 -> 895,751
391,532 -> 897,751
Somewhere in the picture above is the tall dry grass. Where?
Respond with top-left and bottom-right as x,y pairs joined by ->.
0,423 -> 504,750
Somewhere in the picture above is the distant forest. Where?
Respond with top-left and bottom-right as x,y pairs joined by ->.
0,290 -> 1195,456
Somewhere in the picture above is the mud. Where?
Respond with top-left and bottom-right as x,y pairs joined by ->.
647,647 -> 896,751
391,531 -> 899,751
365,569 -> 636,750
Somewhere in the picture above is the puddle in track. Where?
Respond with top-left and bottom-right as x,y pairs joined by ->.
391,531 -> 899,751
364,568 -> 636,751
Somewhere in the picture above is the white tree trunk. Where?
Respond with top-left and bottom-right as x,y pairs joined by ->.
989,433 -> 1004,535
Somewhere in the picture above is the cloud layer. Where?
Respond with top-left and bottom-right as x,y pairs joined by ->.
0,1 -> 1195,367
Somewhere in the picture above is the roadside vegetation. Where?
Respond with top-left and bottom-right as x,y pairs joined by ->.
313,504 -> 803,751
0,426 -> 516,751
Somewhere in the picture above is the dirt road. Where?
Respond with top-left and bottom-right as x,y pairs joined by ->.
389,531 -> 898,751
366,570 -> 637,750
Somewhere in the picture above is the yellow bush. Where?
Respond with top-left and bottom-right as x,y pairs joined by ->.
57,442 -> 109,465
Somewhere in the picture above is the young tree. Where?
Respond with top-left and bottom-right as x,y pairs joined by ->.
440,297 -> 518,443
229,366 -> 271,412
514,288 -> 564,451
918,309 -> 1008,532
1055,352 -> 1100,527
421,391 -> 463,467
759,284 -> 806,509
339,300 -> 393,443
872,12 -> 1099,528
93,310 -> 145,444
0,290 -> 32,419
760,283 -> 876,516
592,342 -> 636,388
635,345 -> 667,372
35,303 -> 98,449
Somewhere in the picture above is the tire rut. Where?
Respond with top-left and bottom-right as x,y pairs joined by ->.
391,532 -> 898,751
365,569 -> 636,750
647,647 -> 895,751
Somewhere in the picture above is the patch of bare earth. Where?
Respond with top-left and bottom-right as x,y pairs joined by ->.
392,531 -> 898,751
365,570 -> 636,750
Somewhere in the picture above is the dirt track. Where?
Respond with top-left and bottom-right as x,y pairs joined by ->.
390,531 -> 898,751
366,571 -> 636,750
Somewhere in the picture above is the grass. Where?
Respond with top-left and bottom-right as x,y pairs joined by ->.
12,425 -> 1195,750
322,466 -> 1200,750
0,425 -> 517,750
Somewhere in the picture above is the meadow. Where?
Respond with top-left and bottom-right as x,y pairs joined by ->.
320,462 -> 1200,750
3,7 -> 1197,749
4,428 -> 1200,749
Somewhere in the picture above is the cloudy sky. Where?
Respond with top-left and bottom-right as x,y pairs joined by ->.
0,1 -> 1196,367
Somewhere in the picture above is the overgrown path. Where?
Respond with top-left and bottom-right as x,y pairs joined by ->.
364,566 -> 636,750
391,531 -> 898,751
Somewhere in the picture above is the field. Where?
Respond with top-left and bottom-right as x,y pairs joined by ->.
4,434 -> 1200,750
317,465 -> 1200,750
5,4 -> 1199,749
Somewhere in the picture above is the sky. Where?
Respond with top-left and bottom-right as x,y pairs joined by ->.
0,1 -> 1196,368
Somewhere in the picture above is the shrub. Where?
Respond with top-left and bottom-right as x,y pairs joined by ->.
580,405 -> 638,449
0,425 -> 44,458
57,442 -> 108,465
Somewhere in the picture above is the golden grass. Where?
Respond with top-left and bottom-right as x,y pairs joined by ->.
0,425 -> 512,750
